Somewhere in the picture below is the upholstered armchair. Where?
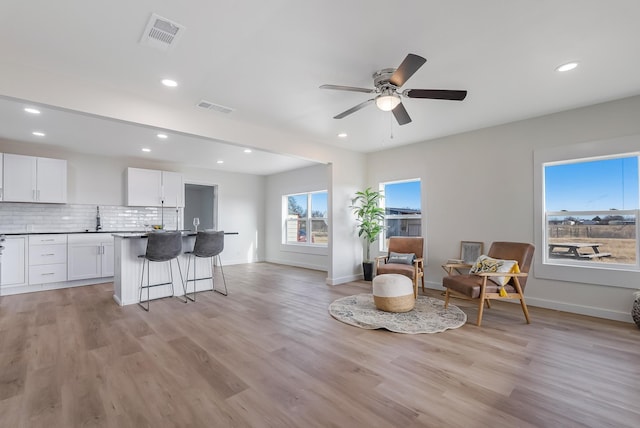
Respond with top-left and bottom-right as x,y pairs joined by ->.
375,237 -> 424,298
442,241 -> 534,326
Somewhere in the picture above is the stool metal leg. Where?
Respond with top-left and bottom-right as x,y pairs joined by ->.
213,255 -> 228,296
138,258 -> 187,311
185,253 -> 197,302
184,253 -> 227,300
172,258 -> 188,304
138,259 -> 150,312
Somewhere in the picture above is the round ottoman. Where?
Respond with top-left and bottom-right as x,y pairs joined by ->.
372,274 -> 415,313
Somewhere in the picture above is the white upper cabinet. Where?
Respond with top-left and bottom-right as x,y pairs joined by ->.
126,167 -> 162,207
161,171 -> 184,208
3,154 -> 67,203
126,167 -> 183,207
36,157 -> 68,203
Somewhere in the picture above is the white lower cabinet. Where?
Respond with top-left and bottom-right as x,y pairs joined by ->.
68,234 -> 114,280
29,234 -> 67,285
1,235 -> 29,290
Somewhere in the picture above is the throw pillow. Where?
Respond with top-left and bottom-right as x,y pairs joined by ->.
469,255 -> 520,286
387,252 -> 416,265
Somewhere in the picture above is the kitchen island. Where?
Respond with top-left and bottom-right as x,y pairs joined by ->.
112,231 -> 235,306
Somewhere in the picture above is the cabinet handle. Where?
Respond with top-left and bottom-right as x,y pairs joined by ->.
41,239 -> 55,242
41,272 -> 55,276
42,253 -> 55,256
33,189 -> 36,200
37,190 -> 40,200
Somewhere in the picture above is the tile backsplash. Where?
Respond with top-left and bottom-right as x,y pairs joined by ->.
0,203 -> 183,233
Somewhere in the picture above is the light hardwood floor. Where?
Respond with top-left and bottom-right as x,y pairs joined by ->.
1,263 -> 639,427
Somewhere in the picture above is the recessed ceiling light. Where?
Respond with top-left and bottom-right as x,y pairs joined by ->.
161,79 -> 178,87
556,62 -> 579,72
157,133 -> 168,139
32,131 -> 45,137
142,148 -> 151,152
244,149 -> 252,153
24,107 -> 41,114
216,160 -> 224,164
338,132 -> 348,138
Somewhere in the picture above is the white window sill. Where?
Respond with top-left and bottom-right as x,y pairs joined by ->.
534,258 -> 640,289
280,243 -> 328,256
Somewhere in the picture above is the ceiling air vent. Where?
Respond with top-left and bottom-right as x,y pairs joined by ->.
197,99 -> 235,114
140,13 -> 185,51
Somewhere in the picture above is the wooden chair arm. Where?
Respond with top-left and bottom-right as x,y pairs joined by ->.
375,255 -> 388,268
442,263 -> 472,269
441,262 -> 471,276
475,271 -> 528,278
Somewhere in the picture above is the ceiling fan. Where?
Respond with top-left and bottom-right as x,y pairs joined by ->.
320,53 -> 467,125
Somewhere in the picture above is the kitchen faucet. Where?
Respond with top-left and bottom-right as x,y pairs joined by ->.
96,206 -> 102,231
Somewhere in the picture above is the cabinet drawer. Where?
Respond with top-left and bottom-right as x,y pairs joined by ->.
29,234 -> 67,245
29,263 -> 67,284
29,244 -> 67,265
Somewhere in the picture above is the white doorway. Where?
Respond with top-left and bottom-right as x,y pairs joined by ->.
184,183 -> 217,231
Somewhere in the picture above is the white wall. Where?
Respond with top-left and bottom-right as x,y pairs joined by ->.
367,95 -> 640,322
0,139 -> 265,266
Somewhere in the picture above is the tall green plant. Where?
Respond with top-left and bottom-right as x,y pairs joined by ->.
351,187 -> 385,261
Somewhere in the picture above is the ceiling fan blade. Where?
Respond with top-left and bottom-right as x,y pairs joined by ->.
334,99 -> 375,119
404,89 -> 468,101
320,84 -> 375,94
389,54 -> 427,87
392,102 -> 412,126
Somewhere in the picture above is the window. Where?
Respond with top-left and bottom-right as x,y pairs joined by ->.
380,179 -> 422,249
534,134 -> 640,288
284,191 -> 328,246
545,156 -> 638,267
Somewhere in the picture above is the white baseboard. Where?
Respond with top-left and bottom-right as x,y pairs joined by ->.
326,274 -> 363,285
264,257 -> 327,272
424,279 -> 633,323
1,277 -> 113,296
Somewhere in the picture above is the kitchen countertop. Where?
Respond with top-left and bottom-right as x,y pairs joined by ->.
2,230 -> 238,237
1,230 -> 148,236
113,231 -> 238,238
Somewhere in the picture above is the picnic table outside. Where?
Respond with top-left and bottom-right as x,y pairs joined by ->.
548,242 -> 612,259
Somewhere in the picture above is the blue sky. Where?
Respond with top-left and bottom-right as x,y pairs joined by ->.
545,156 -> 639,211
384,181 -> 422,211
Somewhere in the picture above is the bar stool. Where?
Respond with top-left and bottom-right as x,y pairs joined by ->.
184,230 -> 228,302
138,231 -> 187,311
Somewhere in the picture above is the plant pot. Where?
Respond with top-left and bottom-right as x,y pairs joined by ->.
362,261 -> 375,281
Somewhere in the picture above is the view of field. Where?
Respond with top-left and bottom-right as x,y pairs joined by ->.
547,224 -> 636,264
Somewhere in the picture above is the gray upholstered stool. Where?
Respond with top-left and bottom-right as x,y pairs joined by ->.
184,230 -> 228,302
138,231 -> 187,311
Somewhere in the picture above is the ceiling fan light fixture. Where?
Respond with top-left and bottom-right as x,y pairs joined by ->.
375,92 -> 401,111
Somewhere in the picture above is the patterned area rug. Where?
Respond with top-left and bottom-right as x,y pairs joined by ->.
329,294 -> 467,334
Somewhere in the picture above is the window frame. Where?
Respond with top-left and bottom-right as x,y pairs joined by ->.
534,134 -> 640,289
282,190 -> 328,247
379,178 -> 422,251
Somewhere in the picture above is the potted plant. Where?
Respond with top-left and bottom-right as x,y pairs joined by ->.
351,187 -> 385,281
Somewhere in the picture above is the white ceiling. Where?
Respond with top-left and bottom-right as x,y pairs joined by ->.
1,1 -> 640,173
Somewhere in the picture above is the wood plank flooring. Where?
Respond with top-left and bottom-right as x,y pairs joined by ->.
1,262 -> 639,427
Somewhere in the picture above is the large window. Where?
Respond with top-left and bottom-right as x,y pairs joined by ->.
284,191 -> 328,245
380,179 -> 422,248
545,156 -> 638,267
534,135 -> 640,288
